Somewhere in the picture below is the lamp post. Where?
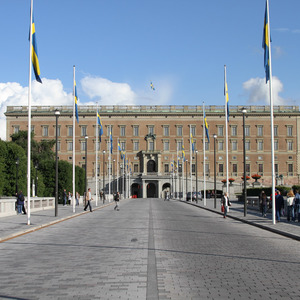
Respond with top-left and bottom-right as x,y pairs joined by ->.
103,150 -> 106,197
185,159 -> 188,201
195,150 -> 198,203
55,109 -> 60,217
213,134 -> 217,209
113,159 -> 115,195
242,107 -> 247,217
35,163 -> 38,197
15,157 -> 19,195
85,135 -> 88,199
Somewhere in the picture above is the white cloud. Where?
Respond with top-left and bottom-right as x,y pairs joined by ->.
243,76 -> 284,105
0,78 -> 72,140
81,76 -> 137,105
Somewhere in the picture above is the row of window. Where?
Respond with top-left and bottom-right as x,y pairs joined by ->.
13,124 -> 295,138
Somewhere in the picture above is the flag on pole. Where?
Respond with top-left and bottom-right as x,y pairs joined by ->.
150,81 -> 155,90
204,112 -> 210,143
97,111 -> 103,142
74,80 -> 79,123
110,129 -> 113,154
118,142 -> 124,159
190,132 -> 195,153
31,16 -> 42,83
224,79 -> 229,122
263,0 -> 270,83
182,144 -> 186,162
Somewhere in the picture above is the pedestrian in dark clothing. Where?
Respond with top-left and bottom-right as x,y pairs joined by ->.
63,189 -> 67,206
275,191 -> 284,222
16,191 -> 25,215
286,190 -> 295,222
114,192 -> 120,211
84,188 -> 93,212
295,190 -> 300,222
260,191 -> 268,217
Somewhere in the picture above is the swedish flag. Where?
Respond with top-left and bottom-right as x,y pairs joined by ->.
224,81 -> 229,122
263,0 -> 270,83
31,16 -> 42,83
97,111 -> 103,142
110,129 -> 113,154
150,81 -> 155,91
190,132 -> 195,153
204,112 -> 210,143
74,80 -> 79,123
182,145 -> 186,162
118,142 -> 124,159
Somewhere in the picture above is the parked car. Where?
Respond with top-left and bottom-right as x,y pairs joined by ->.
186,192 -> 202,201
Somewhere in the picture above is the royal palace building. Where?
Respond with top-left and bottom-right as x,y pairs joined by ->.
5,105 -> 300,198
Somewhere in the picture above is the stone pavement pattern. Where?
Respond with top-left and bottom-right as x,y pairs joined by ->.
0,198 -> 299,299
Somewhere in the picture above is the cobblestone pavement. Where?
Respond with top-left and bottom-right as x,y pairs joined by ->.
0,198 -> 299,299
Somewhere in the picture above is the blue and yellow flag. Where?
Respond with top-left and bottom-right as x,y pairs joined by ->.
118,142 -> 124,159
97,111 -> 103,142
182,144 -> 186,162
224,81 -> 229,122
190,132 -> 195,153
150,81 -> 155,91
110,129 -> 113,154
31,16 -> 42,83
74,80 -> 79,123
262,0 -> 270,83
204,112 -> 210,143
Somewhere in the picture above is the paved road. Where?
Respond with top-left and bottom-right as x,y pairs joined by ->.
0,198 -> 299,300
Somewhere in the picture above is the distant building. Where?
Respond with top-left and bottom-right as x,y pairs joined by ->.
5,105 -> 300,198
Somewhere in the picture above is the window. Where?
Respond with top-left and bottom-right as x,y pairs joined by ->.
55,125 -> 61,137
57,140 -> 61,151
218,163 -> 224,176
274,125 -> 278,137
288,163 -> 293,176
42,126 -> 49,137
232,140 -> 237,151
31,125 -> 35,133
177,126 -> 183,136
218,126 -> 224,137
246,163 -> 250,175
148,141 -> 154,151
81,140 -> 87,151
191,126 -> 196,136
95,141 -> 100,151
258,140 -> 263,151
81,126 -> 87,137
257,126 -> 263,136
218,140 -> 224,151
232,163 -> 237,176
133,164 -> 139,173
148,126 -> 154,134
164,164 -> 169,173
275,163 -> 278,175
120,126 -> 126,137
13,126 -> 20,134
287,140 -> 293,151
258,164 -> 263,175
163,126 -> 169,136
205,163 -> 209,176
245,140 -> 250,151
120,141 -> 126,150
133,126 -> 139,137
231,126 -> 237,136
177,140 -> 183,151
274,140 -> 278,151
245,126 -> 250,136
68,126 -> 73,137
67,141 -> 73,151
192,163 -> 196,174
163,140 -> 169,151
287,126 -> 293,137
133,141 -> 139,151
205,141 -> 209,151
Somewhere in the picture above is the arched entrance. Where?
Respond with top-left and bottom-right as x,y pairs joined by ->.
147,182 -> 156,198
162,182 -> 171,198
131,183 -> 140,198
147,160 -> 156,173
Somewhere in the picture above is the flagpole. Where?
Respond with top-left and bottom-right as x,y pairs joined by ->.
224,65 -> 229,196
95,103 -> 98,207
109,125 -> 111,201
72,66 -> 76,213
203,102 -> 207,206
177,146 -> 179,199
182,138 -> 184,200
266,0 -> 276,225
190,126 -> 192,201
117,139 -> 119,194
27,0 -> 34,225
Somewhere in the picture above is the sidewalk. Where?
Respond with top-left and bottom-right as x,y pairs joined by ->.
181,197 -> 300,241
0,200 -> 113,242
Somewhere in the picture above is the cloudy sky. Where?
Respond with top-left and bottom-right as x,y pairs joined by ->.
1,0 -> 300,140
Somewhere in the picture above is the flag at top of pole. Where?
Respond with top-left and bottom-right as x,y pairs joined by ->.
97,111 -> 103,142
263,0 -> 271,83
110,128 -> 113,154
224,70 -> 229,122
204,111 -> 210,143
190,132 -> 195,153
74,80 -> 79,123
150,81 -> 155,90
31,16 -> 42,83
182,144 -> 186,162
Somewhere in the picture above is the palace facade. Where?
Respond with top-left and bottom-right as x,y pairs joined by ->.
5,105 -> 300,198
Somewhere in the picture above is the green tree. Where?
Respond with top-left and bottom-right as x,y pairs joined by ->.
0,140 -> 8,195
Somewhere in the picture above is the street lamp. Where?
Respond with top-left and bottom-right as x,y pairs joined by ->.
85,135 -> 88,199
242,107 -> 247,217
103,150 -> 106,198
54,109 -> 60,217
185,159 -> 188,201
35,163 -> 38,197
195,150 -> 198,203
15,157 -> 19,195
213,134 -> 217,209
113,159 -> 115,194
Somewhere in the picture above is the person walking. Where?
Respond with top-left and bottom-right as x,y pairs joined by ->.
16,190 -> 25,215
275,190 -> 284,222
75,191 -> 80,206
63,189 -> 67,206
84,188 -> 93,212
295,189 -> 300,222
114,192 -> 120,211
260,191 -> 268,217
286,190 -> 295,222
222,192 -> 230,219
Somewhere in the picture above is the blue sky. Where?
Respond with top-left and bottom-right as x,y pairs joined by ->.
0,0 -> 300,139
